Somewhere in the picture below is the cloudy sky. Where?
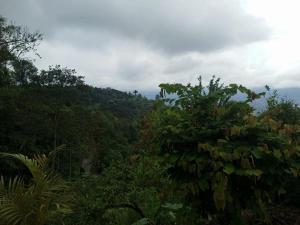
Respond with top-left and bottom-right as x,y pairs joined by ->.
1,0 -> 300,92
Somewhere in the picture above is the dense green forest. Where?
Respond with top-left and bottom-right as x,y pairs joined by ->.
1,15 -> 300,225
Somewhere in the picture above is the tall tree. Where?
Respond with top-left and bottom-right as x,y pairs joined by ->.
12,59 -> 38,85
0,15 -> 42,87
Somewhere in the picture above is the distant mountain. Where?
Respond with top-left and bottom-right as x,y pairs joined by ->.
249,87 -> 300,112
276,88 -> 300,104
141,90 -> 160,99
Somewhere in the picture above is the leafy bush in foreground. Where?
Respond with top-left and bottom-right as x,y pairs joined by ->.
143,77 -> 300,224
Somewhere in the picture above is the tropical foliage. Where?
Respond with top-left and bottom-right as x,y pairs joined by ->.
142,77 -> 300,224
0,151 -> 71,225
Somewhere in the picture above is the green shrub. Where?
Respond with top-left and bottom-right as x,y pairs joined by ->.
144,77 -> 300,224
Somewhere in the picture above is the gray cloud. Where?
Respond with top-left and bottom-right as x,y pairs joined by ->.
1,0 -> 270,54
272,66 -> 300,88
164,55 -> 202,74
0,0 -> 276,91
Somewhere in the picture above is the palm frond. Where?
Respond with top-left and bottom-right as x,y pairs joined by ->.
0,153 -> 43,181
48,144 -> 66,161
0,152 -> 72,225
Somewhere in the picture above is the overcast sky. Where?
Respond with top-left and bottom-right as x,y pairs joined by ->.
1,0 -> 300,92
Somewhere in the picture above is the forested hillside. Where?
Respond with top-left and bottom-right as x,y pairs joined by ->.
0,83 -> 152,174
1,15 -> 300,225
